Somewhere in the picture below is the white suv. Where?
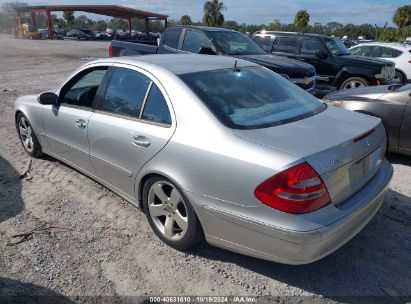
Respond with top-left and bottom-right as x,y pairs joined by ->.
350,42 -> 411,84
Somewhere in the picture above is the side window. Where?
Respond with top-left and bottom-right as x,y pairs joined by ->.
182,30 -> 213,53
142,84 -> 171,125
392,49 -> 403,57
300,39 -> 323,55
102,67 -> 151,118
60,68 -> 107,107
253,36 -> 272,52
273,36 -> 298,54
350,46 -> 371,56
163,28 -> 182,49
371,46 -> 396,58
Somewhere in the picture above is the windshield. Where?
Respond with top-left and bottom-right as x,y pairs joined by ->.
322,37 -> 350,56
180,66 -> 326,129
209,31 -> 266,56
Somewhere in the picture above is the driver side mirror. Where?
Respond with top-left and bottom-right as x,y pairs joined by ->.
199,46 -> 216,55
38,92 -> 57,105
315,49 -> 328,59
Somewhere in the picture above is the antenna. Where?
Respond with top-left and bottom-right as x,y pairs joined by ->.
233,60 -> 240,72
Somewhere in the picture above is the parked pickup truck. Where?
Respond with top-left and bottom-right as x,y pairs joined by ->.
109,26 -> 317,94
252,31 -> 397,93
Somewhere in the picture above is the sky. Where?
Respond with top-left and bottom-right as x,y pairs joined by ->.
2,0 -> 410,26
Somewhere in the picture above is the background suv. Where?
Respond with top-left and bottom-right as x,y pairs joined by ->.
350,43 -> 411,84
252,31 -> 396,94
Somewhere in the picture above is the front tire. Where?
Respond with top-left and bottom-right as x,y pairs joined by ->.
16,113 -> 42,157
395,70 -> 405,84
143,176 -> 203,251
340,77 -> 369,90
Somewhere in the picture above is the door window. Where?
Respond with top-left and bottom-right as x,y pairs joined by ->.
182,30 -> 214,53
300,39 -> 324,55
371,46 -> 396,58
273,36 -> 299,54
102,67 -> 151,118
141,84 -> 172,125
253,36 -> 273,52
163,28 -> 182,49
350,46 -> 372,56
60,67 -> 108,107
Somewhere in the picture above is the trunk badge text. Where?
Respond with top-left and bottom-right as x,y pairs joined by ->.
320,159 -> 339,170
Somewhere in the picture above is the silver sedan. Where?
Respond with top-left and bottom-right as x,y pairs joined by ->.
14,54 -> 393,264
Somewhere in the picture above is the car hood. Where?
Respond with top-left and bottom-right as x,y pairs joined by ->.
324,85 -> 392,101
335,54 -> 394,68
236,54 -> 315,78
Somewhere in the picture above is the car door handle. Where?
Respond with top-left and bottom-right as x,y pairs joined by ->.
131,136 -> 151,148
75,119 -> 87,129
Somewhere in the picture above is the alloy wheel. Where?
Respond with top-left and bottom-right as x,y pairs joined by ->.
343,80 -> 365,90
19,116 -> 34,153
147,181 -> 188,241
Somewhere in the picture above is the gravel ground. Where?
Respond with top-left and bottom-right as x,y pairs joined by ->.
0,34 -> 410,303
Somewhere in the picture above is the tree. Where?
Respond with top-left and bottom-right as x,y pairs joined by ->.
393,5 -> 411,35
222,20 -> 239,30
203,0 -> 225,27
52,14 -> 66,30
294,10 -> 309,32
180,15 -> 192,25
63,11 -> 75,29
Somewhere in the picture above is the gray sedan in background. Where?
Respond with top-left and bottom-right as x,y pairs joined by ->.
324,84 -> 411,156
14,54 -> 392,264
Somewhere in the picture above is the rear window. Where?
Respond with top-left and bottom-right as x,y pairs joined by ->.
180,66 -> 325,129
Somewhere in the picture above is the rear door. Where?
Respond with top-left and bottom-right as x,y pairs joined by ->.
399,98 -> 411,151
43,65 -> 110,174
88,64 -> 175,199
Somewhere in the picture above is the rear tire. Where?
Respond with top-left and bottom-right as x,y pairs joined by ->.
339,77 -> 369,90
143,176 -> 203,251
16,113 -> 43,157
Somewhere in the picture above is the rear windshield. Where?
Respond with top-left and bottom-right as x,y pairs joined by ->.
180,66 -> 325,129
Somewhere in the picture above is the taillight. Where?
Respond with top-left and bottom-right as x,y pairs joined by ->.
108,45 -> 113,57
254,162 -> 330,214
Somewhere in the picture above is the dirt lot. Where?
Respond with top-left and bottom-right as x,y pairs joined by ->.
0,34 -> 410,303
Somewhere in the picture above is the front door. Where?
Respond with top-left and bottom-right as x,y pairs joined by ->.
88,65 -> 176,198
42,66 -> 109,174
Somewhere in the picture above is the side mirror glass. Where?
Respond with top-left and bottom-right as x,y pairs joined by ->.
38,92 -> 57,105
315,49 -> 327,59
199,46 -> 216,55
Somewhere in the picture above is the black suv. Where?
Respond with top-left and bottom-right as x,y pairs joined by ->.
252,31 -> 396,93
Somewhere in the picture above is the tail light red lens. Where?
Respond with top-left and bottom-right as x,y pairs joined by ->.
254,162 -> 330,214
108,45 -> 113,57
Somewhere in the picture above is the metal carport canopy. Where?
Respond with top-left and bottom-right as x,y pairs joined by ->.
14,5 -> 168,39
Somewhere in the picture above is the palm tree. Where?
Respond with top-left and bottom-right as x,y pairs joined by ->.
203,0 -> 225,27
393,5 -> 411,35
63,11 -> 75,30
294,10 -> 310,33
180,15 -> 192,25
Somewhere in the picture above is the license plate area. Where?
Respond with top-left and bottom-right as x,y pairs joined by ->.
349,147 -> 382,188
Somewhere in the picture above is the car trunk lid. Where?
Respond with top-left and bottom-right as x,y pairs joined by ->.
234,106 -> 386,205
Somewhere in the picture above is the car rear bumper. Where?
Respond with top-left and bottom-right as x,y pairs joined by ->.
188,160 -> 393,265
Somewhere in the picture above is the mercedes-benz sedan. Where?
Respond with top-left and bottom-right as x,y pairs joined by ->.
14,54 -> 393,264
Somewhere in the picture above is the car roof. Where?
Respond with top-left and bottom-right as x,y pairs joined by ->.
96,54 -> 258,75
352,42 -> 411,50
254,31 -> 328,38
168,25 -> 236,32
